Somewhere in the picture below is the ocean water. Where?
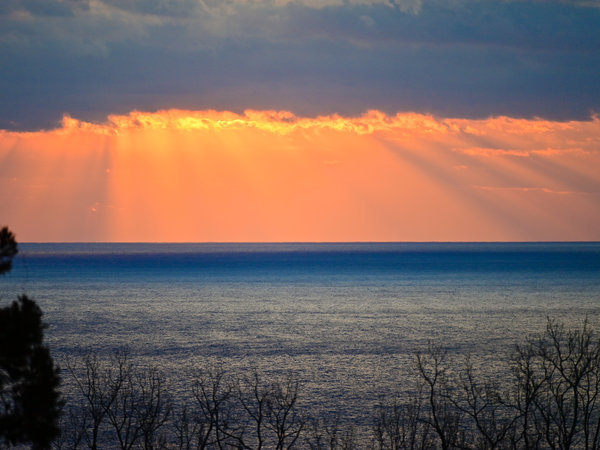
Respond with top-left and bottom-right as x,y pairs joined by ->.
2,242 -> 600,422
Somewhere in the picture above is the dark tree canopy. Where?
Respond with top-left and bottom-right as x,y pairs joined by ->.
0,227 -> 62,449
0,226 -> 18,275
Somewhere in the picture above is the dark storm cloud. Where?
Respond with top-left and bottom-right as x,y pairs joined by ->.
1,0 -> 599,130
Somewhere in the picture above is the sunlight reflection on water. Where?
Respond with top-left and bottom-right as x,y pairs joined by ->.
2,242 -> 600,424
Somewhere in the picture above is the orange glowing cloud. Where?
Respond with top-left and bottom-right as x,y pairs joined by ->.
1,110 -> 599,242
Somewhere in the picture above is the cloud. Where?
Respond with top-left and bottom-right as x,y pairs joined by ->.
4,0 -> 599,47
472,185 -> 594,196
54,108 -> 479,138
0,0 -> 599,130
453,148 -> 589,158
24,109 -> 600,151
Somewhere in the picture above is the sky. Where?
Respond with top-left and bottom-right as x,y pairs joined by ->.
1,0 -> 599,242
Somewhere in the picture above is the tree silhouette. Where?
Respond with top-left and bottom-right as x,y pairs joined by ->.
0,226 -> 62,449
0,227 -> 18,275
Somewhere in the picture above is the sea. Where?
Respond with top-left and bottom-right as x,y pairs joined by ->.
2,242 -> 600,424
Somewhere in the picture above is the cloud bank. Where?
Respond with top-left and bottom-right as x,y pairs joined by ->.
1,0 -> 599,130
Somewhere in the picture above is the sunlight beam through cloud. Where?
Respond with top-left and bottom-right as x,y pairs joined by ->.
1,109 -> 599,242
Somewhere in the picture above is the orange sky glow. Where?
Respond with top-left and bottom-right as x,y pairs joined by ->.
1,109 -> 599,242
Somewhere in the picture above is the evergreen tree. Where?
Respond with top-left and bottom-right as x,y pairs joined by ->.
0,226 -> 62,449
0,227 -> 18,275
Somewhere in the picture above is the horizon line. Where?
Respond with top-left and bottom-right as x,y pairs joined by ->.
18,241 -> 600,245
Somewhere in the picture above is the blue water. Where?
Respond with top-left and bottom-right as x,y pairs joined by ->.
2,242 -> 600,421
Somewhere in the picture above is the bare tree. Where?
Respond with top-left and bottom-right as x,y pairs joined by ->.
265,373 -> 306,450
102,350 -> 139,449
235,370 -> 274,449
509,342 -> 548,449
172,403 -> 200,450
450,356 -> 518,449
373,388 -> 433,450
306,415 -> 358,450
65,350 -> 172,450
54,318 -> 600,450
66,352 -> 114,450
411,318 -> 600,450
135,367 -> 172,449
191,367 -> 237,449
189,369 -> 307,449
52,404 -> 87,449
521,318 -> 600,449
416,343 -> 468,449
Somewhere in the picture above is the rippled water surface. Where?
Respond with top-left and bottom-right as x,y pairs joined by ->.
2,242 -> 600,421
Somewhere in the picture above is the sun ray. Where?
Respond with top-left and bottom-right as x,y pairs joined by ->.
1,110 -> 599,242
